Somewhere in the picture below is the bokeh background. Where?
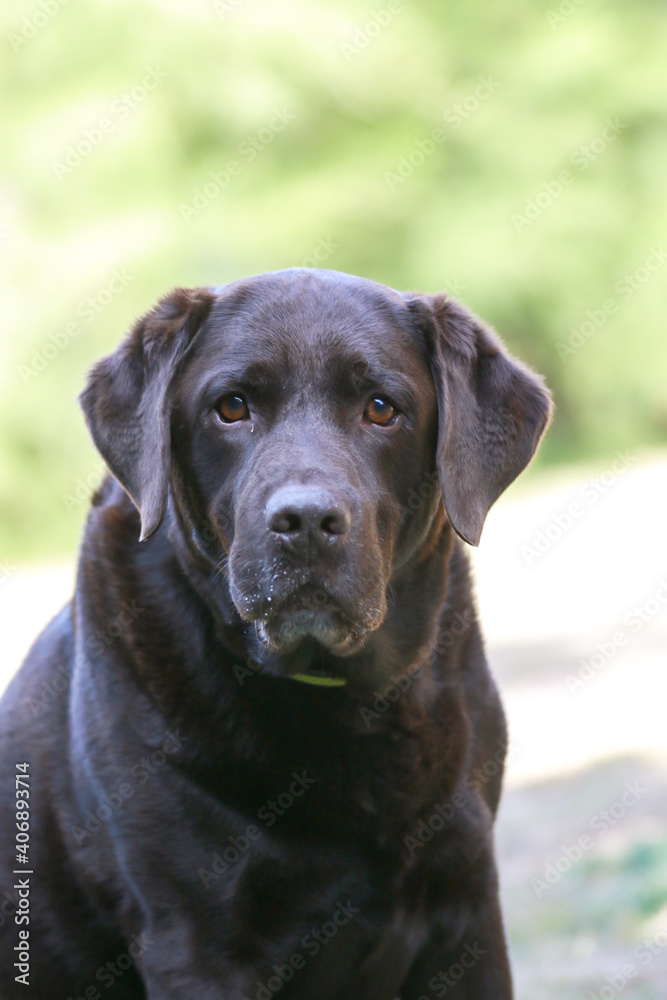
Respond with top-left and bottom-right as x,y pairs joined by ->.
1,0 -> 666,996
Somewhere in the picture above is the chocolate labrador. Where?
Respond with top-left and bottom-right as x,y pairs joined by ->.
0,269 -> 551,999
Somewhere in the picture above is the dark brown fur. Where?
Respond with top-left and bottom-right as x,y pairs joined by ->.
0,269 -> 550,998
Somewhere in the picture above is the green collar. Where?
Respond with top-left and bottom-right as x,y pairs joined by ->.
291,673 -> 347,687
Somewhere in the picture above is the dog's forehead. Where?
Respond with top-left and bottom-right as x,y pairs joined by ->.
195,269 -> 428,381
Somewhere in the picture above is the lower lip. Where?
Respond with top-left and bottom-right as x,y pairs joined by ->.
266,608 -> 342,637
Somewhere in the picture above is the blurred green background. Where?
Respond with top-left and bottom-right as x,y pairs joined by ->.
2,0 -> 667,560
1,3 -> 667,996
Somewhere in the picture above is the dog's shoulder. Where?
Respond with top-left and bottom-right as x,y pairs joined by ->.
0,604 -> 74,733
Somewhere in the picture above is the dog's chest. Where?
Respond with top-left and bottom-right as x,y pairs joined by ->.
220,749 -> 456,964
222,820 -> 453,1000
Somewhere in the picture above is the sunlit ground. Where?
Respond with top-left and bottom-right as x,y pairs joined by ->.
1,453 -> 666,998
473,451 -> 667,998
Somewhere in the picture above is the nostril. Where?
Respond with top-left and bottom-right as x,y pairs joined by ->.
265,487 -> 352,550
284,512 -> 301,533
269,509 -> 302,535
320,511 -> 349,537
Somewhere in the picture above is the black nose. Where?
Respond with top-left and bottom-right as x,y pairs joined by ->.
266,486 -> 351,558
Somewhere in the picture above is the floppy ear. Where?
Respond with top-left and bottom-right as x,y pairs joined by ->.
79,287 -> 215,542
411,294 -> 552,547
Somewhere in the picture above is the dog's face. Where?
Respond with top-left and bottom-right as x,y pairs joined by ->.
81,269 -> 551,663
171,272 -> 440,657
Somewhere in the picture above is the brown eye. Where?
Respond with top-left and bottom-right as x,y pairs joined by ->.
217,394 -> 249,423
364,397 -> 397,426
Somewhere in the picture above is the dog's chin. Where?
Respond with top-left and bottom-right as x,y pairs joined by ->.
254,608 -> 368,657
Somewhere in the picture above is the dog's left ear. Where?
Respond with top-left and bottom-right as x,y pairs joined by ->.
80,287 -> 214,541
410,293 -> 552,546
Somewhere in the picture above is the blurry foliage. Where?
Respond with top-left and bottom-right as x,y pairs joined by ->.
1,0 -> 666,559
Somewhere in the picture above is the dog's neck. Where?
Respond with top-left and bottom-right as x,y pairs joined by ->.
76,478 -> 474,824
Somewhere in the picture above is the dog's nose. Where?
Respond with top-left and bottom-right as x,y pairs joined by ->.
266,486 -> 351,557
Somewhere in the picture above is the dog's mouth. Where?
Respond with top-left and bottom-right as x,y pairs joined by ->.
254,598 -> 369,658
241,583 -> 372,659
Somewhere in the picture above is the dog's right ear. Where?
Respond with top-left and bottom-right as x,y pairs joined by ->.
79,288 -> 214,542
409,293 -> 552,546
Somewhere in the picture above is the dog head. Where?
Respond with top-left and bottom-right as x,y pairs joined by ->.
81,269 -> 551,664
